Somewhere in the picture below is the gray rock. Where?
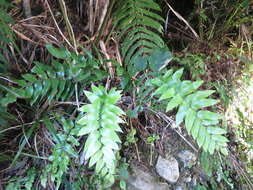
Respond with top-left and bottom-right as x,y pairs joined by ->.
127,165 -> 170,190
173,184 -> 188,190
156,155 -> 180,183
177,150 -> 197,168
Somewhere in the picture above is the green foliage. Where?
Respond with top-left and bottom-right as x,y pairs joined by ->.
173,53 -> 206,80
6,167 -> 37,190
124,128 -> 137,146
150,68 -> 228,155
0,45 -> 105,106
147,134 -> 160,144
77,85 -> 125,187
200,152 -> 234,189
41,117 -> 79,190
0,0 -> 17,72
114,0 -> 165,65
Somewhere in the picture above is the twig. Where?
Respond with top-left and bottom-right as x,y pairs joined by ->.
130,119 -> 140,162
75,84 -> 80,109
58,0 -> 77,53
0,76 -> 17,84
99,40 -> 114,90
55,101 -> 86,106
22,0 -> 32,18
34,133 -> 40,157
147,108 -> 198,152
98,0 -> 109,32
229,153 -> 253,189
89,0 -> 94,35
165,0 -> 199,39
0,117 -> 55,135
45,0 -> 74,49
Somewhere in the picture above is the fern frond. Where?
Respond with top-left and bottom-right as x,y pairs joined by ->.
77,85 -> 125,187
0,46 -> 104,107
151,69 -> 229,155
41,116 -> 79,190
114,0 -> 165,64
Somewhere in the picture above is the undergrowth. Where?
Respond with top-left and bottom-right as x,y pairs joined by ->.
2,0 -> 252,189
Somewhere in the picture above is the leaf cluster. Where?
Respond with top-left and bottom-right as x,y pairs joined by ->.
41,117 -> 79,190
151,68 -> 229,155
114,0 -> 165,65
77,85 -> 125,187
0,45 -> 105,107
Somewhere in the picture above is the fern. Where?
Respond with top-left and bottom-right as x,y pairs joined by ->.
0,45 -> 104,106
151,68 -> 229,155
77,85 -> 125,187
41,116 -> 79,190
0,0 -> 17,72
114,0 -> 165,64
6,168 -> 37,190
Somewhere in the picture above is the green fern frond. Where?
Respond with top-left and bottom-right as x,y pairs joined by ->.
151,68 -> 229,155
0,62 -> 74,106
41,116 -> 79,190
0,46 -> 105,107
77,85 -> 125,187
114,0 -> 165,64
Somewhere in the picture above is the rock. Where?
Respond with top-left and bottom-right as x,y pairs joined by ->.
127,165 -> 171,190
177,150 -> 197,168
180,169 -> 192,183
156,155 -> 179,183
173,184 -> 189,190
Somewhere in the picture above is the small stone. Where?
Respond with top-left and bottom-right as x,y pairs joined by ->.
156,155 -> 179,183
127,165 -> 170,190
177,150 -> 197,168
175,186 -> 183,190
183,176 -> 191,183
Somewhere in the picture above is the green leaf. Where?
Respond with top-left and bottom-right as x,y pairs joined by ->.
197,111 -> 223,121
193,90 -> 215,99
22,74 -> 37,83
149,49 -> 172,72
120,180 -> 127,190
159,88 -> 175,100
166,94 -> 183,111
84,140 -> 102,160
207,127 -> 226,135
172,68 -> 184,81
46,44 -> 69,59
101,137 -> 120,150
25,85 -> 34,98
31,65 -> 47,79
132,55 -> 148,72
191,119 -> 201,139
176,104 -> 189,126
196,126 -> 206,147
0,84 -> 21,98
77,123 -> 99,136
153,84 -> 167,95
95,159 -> 105,173
30,82 -> 43,105
192,98 -> 218,109
47,79 -> 59,103
208,140 -> 216,154
89,151 -> 103,168
219,146 -> 228,155
202,133 -> 211,152
185,109 -> 196,132
211,135 -> 229,143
